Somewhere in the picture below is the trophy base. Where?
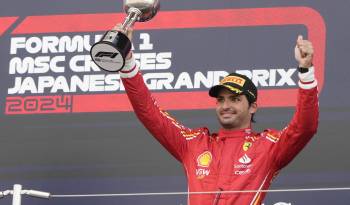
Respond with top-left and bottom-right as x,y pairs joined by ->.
90,31 -> 132,72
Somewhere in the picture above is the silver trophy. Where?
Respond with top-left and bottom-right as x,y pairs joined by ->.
90,0 -> 160,72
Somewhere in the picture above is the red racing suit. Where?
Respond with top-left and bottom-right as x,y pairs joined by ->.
120,56 -> 319,205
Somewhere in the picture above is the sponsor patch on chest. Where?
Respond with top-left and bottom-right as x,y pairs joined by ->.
195,151 -> 212,179
234,154 -> 254,175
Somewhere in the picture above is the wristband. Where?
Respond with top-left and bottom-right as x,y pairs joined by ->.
297,66 -> 310,73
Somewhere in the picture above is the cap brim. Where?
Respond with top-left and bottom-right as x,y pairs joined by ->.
209,84 -> 242,97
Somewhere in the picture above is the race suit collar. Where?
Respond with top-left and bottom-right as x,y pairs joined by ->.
218,127 -> 252,139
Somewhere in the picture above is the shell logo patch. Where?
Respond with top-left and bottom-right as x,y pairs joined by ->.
197,151 -> 212,167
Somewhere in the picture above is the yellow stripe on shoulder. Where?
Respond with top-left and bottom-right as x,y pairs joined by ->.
181,130 -> 202,140
264,131 -> 280,143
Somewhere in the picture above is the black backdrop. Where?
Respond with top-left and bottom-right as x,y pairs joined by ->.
0,1 -> 349,205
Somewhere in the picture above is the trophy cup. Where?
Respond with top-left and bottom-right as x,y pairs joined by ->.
90,0 -> 160,72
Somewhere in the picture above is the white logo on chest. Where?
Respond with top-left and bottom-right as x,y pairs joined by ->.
238,154 -> 251,164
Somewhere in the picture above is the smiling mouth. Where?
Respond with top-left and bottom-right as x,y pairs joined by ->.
221,113 -> 235,117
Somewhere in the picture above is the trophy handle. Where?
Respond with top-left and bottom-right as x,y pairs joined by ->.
90,0 -> 159,72
121,8 -> 142,31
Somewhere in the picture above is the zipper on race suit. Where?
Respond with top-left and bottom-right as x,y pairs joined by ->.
212,187 -> 223,205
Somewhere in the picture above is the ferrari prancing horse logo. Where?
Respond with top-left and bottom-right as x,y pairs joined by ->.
243,141 -> 252,151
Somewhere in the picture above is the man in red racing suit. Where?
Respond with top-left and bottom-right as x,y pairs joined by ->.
119,33 -> 318,205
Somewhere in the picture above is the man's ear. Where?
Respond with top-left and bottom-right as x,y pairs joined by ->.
249,102 -> 258,114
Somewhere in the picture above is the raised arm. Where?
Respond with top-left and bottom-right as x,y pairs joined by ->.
273,35 -> 319,169
117,27 -> 201,162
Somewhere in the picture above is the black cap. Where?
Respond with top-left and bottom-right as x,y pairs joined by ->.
209,73 -> 257,103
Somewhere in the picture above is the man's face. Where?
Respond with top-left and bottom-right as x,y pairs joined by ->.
215,88 -> 257,130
